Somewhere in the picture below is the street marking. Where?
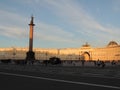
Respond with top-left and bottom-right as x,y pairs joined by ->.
82,73 -> 120,79
0,71 -> 120,89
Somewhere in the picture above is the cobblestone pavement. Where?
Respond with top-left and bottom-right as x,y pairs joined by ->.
0,63 -> 120,78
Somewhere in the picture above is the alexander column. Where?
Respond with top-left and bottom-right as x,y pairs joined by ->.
26,16 -> 35,61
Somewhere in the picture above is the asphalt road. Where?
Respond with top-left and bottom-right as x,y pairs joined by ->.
0,69 -> 120,90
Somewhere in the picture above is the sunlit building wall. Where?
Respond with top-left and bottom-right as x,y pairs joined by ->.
0,41 -> 120,61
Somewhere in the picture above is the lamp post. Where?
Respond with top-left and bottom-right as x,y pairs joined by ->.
12,48 -> 16,60
79,51 -> 80,60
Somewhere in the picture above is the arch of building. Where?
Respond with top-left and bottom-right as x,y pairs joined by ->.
82,52 -> 90,61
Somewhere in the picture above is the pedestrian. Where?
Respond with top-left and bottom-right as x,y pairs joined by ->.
101,61 -> 105,68
97,59 -> 101,67
94,61 -> 97,67
111,60 -> 116,65
81,60 -> 85,67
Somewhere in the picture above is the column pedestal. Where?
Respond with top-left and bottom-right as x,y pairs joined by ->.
26,51 -> 35,61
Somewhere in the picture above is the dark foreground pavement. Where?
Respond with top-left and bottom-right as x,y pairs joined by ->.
0,69 -> 120,90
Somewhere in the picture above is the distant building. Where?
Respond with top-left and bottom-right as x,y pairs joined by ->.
0,41 -> 120,61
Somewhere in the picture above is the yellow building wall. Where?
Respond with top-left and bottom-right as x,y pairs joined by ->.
0,44 -> 120,61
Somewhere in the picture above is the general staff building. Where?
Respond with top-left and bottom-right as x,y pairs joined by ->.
0,41 -> 120,61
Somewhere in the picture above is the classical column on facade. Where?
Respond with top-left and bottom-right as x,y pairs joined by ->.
26,16 -> 35,61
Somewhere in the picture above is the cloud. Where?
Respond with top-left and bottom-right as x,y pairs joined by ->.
0,0 -> 120,47
38,0 -> 120,44
0,25 -> 27,38
112,0 -> 120,12
34,22 -> 76,43
0,9 -> 77,44
0,10 -> 27,26
0,9 -> 28,39
40,0 -> 106,31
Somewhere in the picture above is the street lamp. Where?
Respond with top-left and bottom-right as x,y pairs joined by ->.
12,48 -> 16,60
45,52 -> 48,60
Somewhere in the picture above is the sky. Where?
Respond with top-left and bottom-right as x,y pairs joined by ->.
0,0 -> 120,48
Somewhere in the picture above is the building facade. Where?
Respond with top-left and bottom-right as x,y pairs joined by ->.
0,41 -> 120,61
